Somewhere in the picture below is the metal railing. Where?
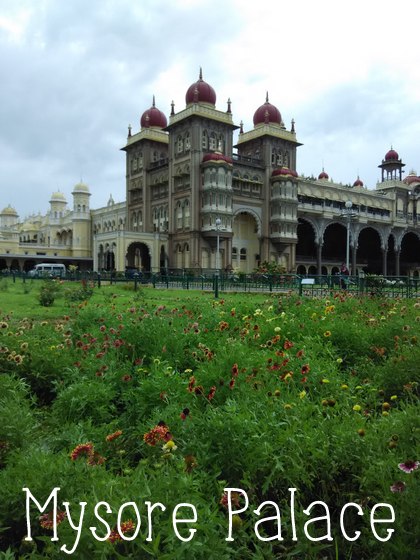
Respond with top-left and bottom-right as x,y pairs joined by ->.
2,270 -> 419,298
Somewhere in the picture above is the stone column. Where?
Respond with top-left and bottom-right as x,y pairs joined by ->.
395,249 -> 400,276
382,248 -> 387,276
352,245 -> 357,275
316,242 -> 322,275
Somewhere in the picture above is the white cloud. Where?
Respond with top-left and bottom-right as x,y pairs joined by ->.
0,0 -> 419,215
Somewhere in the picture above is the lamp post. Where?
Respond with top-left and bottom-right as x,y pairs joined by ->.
215,217 -> 222,275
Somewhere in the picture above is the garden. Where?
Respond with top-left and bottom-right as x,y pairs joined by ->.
0,278 -> 418,559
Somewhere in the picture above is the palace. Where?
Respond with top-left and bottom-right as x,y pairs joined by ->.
1,71 -> 419,276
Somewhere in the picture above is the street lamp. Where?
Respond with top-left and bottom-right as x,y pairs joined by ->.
215,217 -> 222,275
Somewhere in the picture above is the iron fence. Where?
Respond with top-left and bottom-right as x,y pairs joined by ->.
3,270 -> 419,298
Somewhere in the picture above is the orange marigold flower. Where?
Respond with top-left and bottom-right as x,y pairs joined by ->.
324,331 -> 331,338
106,430 -> 123,442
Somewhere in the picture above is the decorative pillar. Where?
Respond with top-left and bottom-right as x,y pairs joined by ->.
382,248 -> 387,276
352,245 -> 357,275
395,249 -> 400,276
316,242 -> 322,275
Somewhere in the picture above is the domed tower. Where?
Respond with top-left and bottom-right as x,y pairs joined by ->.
165,68 -> 237,272
122,96 -> 169,234
236,92 -> 301,171
49,191 -> 67,222
71,182 -> 91,257
353,176 -> 364,188
378,147 -> 405,182
0,205 -> 19,228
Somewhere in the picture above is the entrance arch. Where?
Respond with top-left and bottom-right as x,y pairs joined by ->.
232,211 -> 260,273
126,242 -> 151,272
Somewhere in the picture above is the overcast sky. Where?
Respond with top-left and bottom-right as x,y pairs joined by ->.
1,0 -> 419,219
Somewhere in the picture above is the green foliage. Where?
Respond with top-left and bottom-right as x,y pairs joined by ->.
38,279 -> 62,307
0,288 -> 418,558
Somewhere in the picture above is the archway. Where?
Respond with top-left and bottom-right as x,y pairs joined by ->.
126,242 -> 151,272
322,223 -> 347,263
400,231 -> 420,275
296,219 -> 316,260
358,227 -> 382,274
232,211 -> 259,273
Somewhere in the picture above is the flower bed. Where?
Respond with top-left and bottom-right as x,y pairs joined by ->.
0,286 -> 418,558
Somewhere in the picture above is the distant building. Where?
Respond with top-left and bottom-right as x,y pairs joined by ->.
1,71 -> 419,275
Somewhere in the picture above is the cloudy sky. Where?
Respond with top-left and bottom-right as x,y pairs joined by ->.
1,0 -> 419,218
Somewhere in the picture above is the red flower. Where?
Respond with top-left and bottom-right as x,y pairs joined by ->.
39,510 -> 67,530
143,425 -> 170,446
106,430 -> 123,442
229,378 -> 235,390
301,364 -> 310,375
231,363 -> 239,377
70,442 -> 94,461
283,339 -> 294,350
207,386 -> 216,401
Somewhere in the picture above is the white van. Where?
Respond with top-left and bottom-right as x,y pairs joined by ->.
28,263 -> 67,278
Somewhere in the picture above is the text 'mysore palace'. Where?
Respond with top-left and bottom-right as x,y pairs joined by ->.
1,70 -> 419,276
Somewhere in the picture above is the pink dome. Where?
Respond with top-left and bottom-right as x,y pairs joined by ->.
385,148 -> 399,161
186,69 -> 216,106
353,177 -> 364,187
272,167 -> 298,178
253,93 -> 282,126
140,97 -> 167,129
202,152 -> 232,164
318,170 -> 329,180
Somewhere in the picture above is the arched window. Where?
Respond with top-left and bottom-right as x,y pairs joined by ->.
209,132 -> 216,151
177,136 -> 183,153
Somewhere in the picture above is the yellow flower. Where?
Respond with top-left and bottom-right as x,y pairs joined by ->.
336,358 -> 343,364
390,395 -> 398,401
274,326 -> 281,333
299,390 -> 306,399
341,384 -> 349,390
321,378 -> 330,384
162,440 -> 177,453
324,331 -> 331,338
353,404 -> 362,412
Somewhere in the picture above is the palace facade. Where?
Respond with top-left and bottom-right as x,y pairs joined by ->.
1,71 -> 419,276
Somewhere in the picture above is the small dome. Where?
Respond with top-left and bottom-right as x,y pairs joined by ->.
50,191 -> 67,203
385,148 -> 399,161
272,167 -> 298,178
72,182 -> 90,194
140,96 -> 167,129
318,170 -> 329,180
253,93 -> 282,126
185,68 -> 216,106
1,204 -> 18,216
202,152 -> 233,164
403,172 -> 420,185
353,177 -> 364,187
